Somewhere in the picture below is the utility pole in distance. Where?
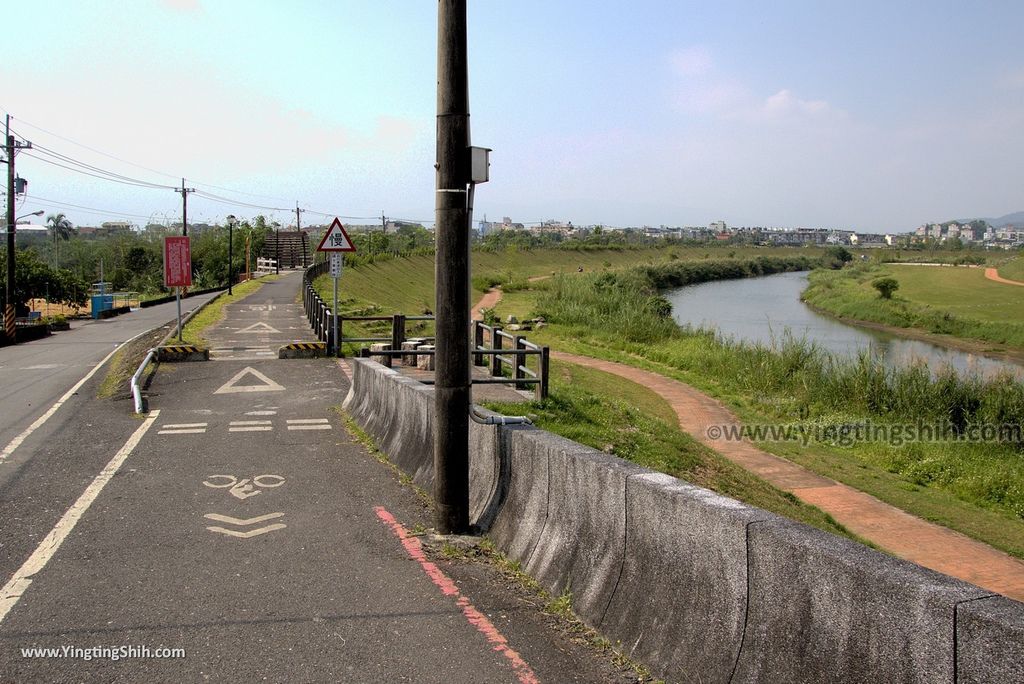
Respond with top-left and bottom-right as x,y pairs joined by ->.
434,0 -> 471,534
295,202 -> 306,267
4,114 -> 32,338
175,178 -> 195,236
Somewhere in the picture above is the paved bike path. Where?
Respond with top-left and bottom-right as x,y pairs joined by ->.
0,275 -> 622,682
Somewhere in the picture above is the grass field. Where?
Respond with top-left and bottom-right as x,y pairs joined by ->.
997,256 -> 1024,282
803,264 -> 1024,349
884,264 -> 1024,323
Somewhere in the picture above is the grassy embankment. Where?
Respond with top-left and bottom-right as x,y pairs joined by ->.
318,245 -> 826,352
330,248 -> 1024,558
802,263 -> 1024,350
180,276 -> 278,346
997,256 -> 1024,282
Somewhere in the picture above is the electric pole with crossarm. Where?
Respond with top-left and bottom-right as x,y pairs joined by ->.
4,114 -> 32,339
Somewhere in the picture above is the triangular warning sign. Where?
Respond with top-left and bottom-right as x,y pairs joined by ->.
214,367 -> 286,394
237,322 -> 281,334
316,218 -> 356,252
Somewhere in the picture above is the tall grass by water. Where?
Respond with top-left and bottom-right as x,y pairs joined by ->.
535,260 -> 1024,446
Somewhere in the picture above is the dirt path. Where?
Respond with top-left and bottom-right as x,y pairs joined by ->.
985,267 -> 1024,287
471,288 -> 502,320
473,286 -> 1024,599
553,352 -> 1024,600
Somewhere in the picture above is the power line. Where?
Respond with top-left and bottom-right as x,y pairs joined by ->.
27,142 -> 176,189
18,194 -> 157,221
23,152 -> 176,190
6,115 -> 294,204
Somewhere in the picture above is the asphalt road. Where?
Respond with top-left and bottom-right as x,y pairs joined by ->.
0,292 -> 220,459
0,274 -> 625,682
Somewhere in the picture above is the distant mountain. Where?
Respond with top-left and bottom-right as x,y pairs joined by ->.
958,211 -> 1024,227
988,211 -> 1024,227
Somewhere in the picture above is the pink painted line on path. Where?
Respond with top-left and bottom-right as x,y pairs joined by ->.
374,506 -> 540,684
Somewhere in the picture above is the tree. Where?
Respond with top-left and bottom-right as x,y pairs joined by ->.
873,277 -> 899,299
0,249 -> 89,315
46,213 -> 74,268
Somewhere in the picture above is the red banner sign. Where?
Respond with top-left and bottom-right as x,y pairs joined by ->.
164,236 -> 192,287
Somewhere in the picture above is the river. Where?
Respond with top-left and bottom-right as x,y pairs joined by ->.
664,271 -> 1024,380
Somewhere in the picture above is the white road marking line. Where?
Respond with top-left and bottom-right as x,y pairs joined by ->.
1,340 -> 133,465
0,411 -> 160,624
228,426 -> 273,432
229,420 -> 272,426
20,364 -> 64,371
163,423 -> 208,429
237,322 -> 281,334
245,410 -> 277,416
286,418 -> 329,424
287,425 -> 333,431
158,429 -> 207,435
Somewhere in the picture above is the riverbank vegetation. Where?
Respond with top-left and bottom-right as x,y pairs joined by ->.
523,265 -> 1024,556
802,264 -> 1024,350
331,245 -> 1024,558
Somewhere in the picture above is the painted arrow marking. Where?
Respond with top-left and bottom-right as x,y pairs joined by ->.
205,512 -> 286,538
237,321 -> 280,334
214,367 -> 285,394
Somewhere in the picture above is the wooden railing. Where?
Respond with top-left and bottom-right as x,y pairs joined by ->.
301,262 -> 549,398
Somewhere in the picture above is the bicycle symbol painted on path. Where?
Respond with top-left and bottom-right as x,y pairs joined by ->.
202,474 -> 285,500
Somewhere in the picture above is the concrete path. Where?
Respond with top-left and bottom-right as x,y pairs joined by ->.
204,271 -> 315,360
985,267 -> 1024,287
553,351 -> 1024,601
0,274 -> 625,682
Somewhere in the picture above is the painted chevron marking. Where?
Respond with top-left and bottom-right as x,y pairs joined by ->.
206,523 -> 286,538
204,512 -> 284,526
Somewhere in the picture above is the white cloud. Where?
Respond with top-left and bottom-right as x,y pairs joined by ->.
668,47 -> 838,124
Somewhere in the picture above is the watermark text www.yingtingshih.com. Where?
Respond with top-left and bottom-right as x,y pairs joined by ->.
20,644 -> 186,662
705,420 -> 1023,449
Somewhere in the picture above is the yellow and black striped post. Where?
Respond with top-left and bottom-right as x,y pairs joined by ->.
4,305 -> 15,340
278,341 -> 326,358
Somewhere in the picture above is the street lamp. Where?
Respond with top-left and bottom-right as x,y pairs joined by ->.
16,209 -> 43,222
272,222 -> 281,275
225,215 -> 237,295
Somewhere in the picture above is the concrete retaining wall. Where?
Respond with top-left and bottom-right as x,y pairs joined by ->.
343,358 -> 1024,683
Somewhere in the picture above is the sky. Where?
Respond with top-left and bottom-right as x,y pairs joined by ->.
3,1 -> 1023,233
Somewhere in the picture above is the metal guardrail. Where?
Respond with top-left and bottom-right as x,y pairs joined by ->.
301,261 -> 549,397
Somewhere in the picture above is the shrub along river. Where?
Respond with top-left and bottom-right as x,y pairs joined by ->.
665,271 -> 1024,380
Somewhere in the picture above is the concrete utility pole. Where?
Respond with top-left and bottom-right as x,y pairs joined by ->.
434,0 -> 471,534
175,178 -> 195,236
295,202 -> 303,232
4,115 -> 32,337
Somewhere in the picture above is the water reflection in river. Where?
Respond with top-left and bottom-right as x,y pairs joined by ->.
664,271 -> 1023,380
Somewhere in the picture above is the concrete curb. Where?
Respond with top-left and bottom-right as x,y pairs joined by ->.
278,341 -> 327,359
343,357 -> 1024,683
156,345 -> 209,362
